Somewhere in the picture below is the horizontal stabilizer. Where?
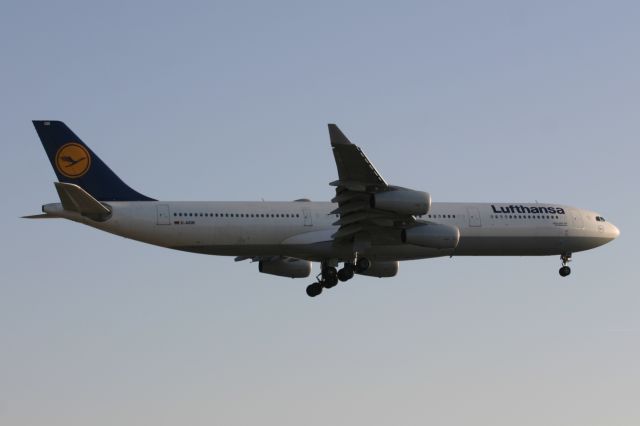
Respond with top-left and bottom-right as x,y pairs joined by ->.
54,182 -> 111,220
21,213 -> 57,219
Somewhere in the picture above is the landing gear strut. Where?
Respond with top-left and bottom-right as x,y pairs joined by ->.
559,253 -> 572,277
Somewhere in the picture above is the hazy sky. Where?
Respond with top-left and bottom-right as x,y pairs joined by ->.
1,1 -> 638,425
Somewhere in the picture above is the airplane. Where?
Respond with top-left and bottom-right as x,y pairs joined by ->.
25,121 -> 620,297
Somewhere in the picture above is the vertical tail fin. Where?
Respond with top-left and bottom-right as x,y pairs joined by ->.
33,121 -> 154,201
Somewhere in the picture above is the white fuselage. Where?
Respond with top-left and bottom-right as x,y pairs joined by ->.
43,200 -> 619,262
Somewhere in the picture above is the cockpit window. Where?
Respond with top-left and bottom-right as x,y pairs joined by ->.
595,216 -> 606,222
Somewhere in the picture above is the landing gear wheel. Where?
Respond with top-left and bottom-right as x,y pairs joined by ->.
324,276 -> 338,288
321,266 -> 338,289
356,257 -> 371,273
337,264 -> 355,282
323,266 -> 337,279
306,282 -> 323,297
559,266 -> 571,277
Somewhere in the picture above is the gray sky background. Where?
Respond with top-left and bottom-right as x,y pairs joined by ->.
1,1 -> 638,425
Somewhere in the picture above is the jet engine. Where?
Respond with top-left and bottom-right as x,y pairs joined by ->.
356,260 -> 399,278
401,223 -> 460,249
258,258 -> 312,278
370,188 -> 431,216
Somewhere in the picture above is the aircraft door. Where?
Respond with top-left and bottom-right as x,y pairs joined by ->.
467,207 -> 482,227
156,204 -> 171,225
302,208 -> 313,226
570,209 -> 584,229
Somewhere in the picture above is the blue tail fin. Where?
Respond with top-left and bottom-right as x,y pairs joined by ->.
33,121 -> 154,201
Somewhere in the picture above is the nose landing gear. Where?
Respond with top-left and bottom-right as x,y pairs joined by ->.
559,253 -> 572,277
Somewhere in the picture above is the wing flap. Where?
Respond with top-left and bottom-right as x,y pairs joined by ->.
332,211 -> 389,226
331,224 -> 364,239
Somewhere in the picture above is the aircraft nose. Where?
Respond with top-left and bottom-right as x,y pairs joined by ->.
609,223 -> 620,240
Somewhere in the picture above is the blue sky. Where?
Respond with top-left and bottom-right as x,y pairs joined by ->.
1,1 -> 638,425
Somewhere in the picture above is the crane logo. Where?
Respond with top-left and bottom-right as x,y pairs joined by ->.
55,143 -> 91,178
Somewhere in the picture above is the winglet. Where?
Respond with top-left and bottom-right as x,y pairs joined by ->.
328,124 -> 352,146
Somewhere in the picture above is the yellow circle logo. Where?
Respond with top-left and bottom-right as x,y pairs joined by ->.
55,143 -> 91,178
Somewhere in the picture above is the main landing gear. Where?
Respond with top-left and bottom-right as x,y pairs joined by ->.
559,253 -> 572,277
305,264 -> 338,298
306,258 -> 370,297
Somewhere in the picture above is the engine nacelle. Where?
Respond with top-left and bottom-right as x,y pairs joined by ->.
356,260 -> 399,278
258,258 -> 312,278
371,188 -> 431,216
401,223 -> 460,249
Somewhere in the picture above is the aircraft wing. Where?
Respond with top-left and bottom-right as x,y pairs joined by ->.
329,124 -> 388,191
328,124 -> 420,241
